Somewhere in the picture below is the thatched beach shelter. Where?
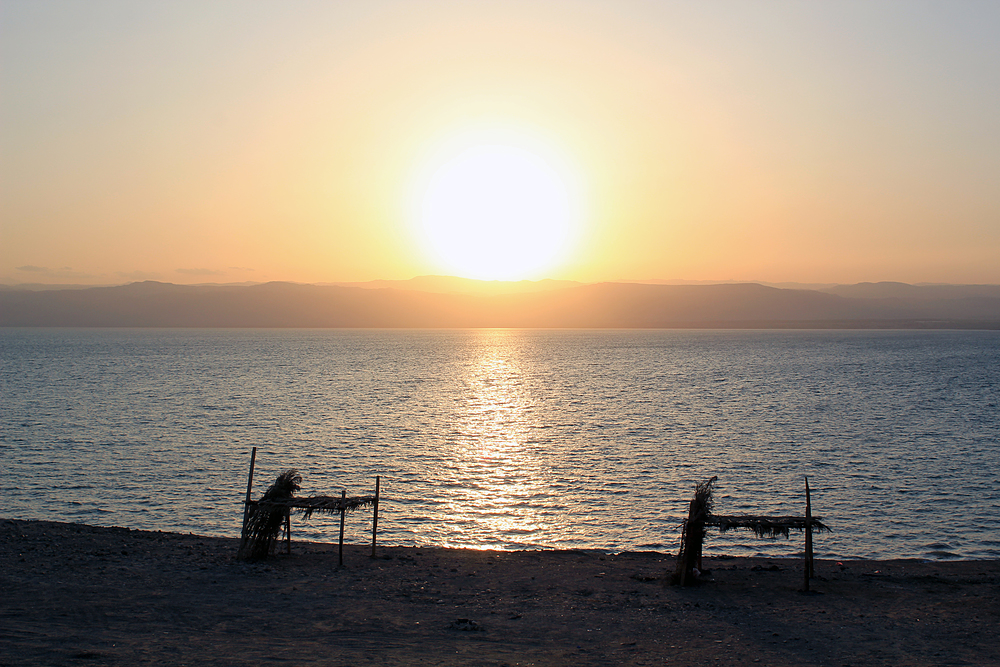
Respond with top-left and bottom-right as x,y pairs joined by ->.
671,476 -> 830,588
237,463 -> 378,562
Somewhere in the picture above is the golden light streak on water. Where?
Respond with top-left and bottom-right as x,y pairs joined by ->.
441,330 -> 551,548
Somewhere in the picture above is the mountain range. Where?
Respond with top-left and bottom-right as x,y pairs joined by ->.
2,279 -> 999,328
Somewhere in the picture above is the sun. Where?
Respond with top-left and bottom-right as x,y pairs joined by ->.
410,130 -> 581,281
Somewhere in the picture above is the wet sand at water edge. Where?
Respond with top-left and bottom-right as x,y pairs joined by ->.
2,519 -> 998,666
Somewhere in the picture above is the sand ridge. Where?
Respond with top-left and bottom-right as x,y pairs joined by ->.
2,519 -> 998,666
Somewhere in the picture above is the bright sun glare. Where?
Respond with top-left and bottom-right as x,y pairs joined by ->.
412,131 -> 580,281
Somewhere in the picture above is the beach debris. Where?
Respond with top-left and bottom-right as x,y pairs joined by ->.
751,564 -> 783,572
670,476 -> 830,588
449,618 -> 483,631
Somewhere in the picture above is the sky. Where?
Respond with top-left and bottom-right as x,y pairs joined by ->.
2,0 -> 999,286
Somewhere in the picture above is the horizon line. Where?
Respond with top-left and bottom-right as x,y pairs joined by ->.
5,276 -> 1000,291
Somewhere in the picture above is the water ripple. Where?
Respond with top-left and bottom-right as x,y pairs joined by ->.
1,328 -> 998,560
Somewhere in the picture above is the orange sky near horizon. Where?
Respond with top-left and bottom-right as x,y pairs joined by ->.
2,1 -> 999,286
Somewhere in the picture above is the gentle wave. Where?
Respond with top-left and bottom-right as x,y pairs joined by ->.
1,328 -> 998,560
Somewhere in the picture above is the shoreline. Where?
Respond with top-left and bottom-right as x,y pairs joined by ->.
3,518 -> 998,666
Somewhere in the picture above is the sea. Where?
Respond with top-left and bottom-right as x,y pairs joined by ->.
2,328 -> 998,561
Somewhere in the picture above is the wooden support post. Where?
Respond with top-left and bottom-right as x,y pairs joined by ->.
678,521 -> 691,587
285,511 -> 291,555
241,447 -> 257,541
804,476 -> 813,591
371,475 -> 380,558
677,501 -> 706,586
672,477 -> 715,587
339,489 -> 347,567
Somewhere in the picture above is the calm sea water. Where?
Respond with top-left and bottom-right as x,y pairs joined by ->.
1,328 -> 998,560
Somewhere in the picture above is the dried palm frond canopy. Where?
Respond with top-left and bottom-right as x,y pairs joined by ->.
237,470 -> 377,561
237,469 -> 301,561
710,514 -> 829,539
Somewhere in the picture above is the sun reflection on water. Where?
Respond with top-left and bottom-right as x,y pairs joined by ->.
442,330 -> 554,548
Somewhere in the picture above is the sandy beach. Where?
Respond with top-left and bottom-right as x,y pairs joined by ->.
2,518 -> 998,666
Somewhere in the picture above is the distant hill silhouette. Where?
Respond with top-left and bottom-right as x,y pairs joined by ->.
1,280 -> 999,328
324,275 -> 583,295
821,281 -> 1000,300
